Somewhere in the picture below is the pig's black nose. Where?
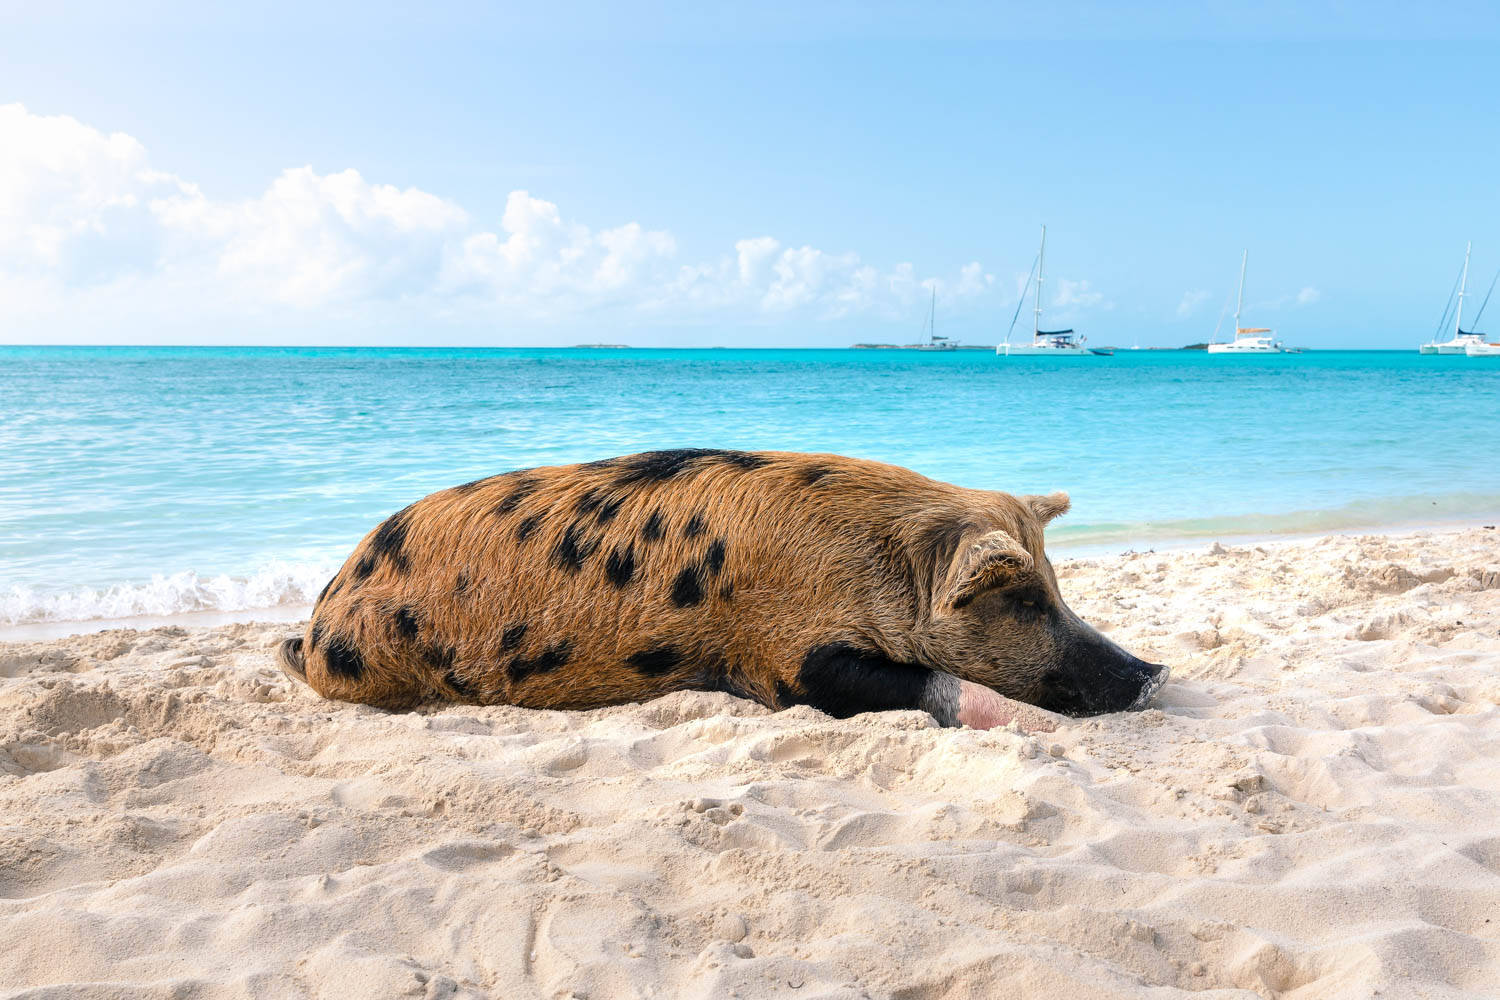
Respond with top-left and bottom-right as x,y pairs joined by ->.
1126,663 -> 1170,711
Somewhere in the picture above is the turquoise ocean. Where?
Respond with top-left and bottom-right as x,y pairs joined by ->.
3,346 -> 1499,629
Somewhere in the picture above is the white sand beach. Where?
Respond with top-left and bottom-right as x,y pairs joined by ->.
2,527 -> 1498,999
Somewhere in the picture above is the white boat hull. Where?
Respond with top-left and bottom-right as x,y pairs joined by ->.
1422,337 -> 1484,354
997,343 -> 1094,356
1466,342 -> 1500,356
1207,340 -> 1282,354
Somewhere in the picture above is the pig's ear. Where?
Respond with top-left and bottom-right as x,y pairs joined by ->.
1023,491 -> 1071,524
940,530 -> 1034,610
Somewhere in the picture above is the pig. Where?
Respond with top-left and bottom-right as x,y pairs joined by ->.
276,449 -> 1168,728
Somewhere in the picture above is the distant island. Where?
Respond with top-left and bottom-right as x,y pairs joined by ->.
852,343 -> 1212,352
851,343 -> 996,351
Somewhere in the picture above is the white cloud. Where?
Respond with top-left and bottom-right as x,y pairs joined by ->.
1176,289 -> 1211,318
1296,286 -> 1321,306
955,262 -> 993,296
0,103 -> 995,336
1052,278 -> 1105,309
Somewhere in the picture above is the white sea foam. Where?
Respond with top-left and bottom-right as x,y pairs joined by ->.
1,561 -> 336,627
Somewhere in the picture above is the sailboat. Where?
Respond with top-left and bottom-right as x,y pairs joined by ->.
1421,243 -> 1493,354
997,226 -> 1096,356
915,286 -> 959,350
1208,251 -> 1284,353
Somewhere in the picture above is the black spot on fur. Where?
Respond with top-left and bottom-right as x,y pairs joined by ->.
801,465 -> 832,486
322,634 -> 365,681
670,564 -> 705,607
704,538 -> 727,576
308,621 -> 326,651
596,495 -> 626,523
582,457 -> 618,469
774,680 -> 799,709
426,643 -> 455,669
494,477 -> 539,516
501,622 -> 528,651
443,668 -> 479,699
315,576 -> 338,606
393,606 -> 421,640
612,448 -> 765,488
722,452 -> 768,470
683,512 -> 706,539
783,642 -> 934,719
614,449 -> 723,486
552,521 -> 599,573
626,645 -> 682,677
605,544 -> 636,588
369,506 -> 414,574
516,513 -> 544,543
351,554 -> 377,582
507,641 -> 573,683
454,572 -> 470,597
641,510 -> 665,542
574,490 -> 626,524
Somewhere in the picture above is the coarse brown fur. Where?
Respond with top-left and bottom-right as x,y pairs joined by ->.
278,449 -> 1103,715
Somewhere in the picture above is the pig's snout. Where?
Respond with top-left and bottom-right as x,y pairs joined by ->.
1126,661 -> 1170,711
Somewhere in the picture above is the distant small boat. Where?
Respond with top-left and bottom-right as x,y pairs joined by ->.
915,287 -> 959,351
997,226 -> 1097,356
1421,242 -> 1495,354
1208,251 -> 1284,353
1089,348 -> 1115,356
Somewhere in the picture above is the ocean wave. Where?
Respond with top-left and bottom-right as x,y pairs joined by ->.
1,561 -> 336,627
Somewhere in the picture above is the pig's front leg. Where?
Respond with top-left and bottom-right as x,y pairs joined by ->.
923,673 -> 1061,733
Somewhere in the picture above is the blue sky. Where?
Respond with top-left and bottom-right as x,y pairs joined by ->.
3,2 -> 1499,347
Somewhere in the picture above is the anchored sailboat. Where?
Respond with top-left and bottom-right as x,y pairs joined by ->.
916,286 -> 958,350
1208,251 -> 1284,353
1421,242 -> 1494,354
997,226 -> 1097,356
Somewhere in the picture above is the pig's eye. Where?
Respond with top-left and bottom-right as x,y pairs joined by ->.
1009,591 -> 1046,616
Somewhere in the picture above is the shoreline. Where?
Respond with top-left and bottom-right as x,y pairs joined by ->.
5,518 -> 1495,643
4,524 -> 1497,995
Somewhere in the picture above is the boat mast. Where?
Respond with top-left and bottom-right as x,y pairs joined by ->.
1456,241 -> 1472,338
1034,225 -> 1046,344
930,286 -> 937,345
1234,250 -> 1247,341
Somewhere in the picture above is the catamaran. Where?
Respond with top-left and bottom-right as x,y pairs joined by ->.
915,286 -> 959,350
1421,242 -> 1494,354
997,226 -> 1097,356
1208,251 -> 1284,353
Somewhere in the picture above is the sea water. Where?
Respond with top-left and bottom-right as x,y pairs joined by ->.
3,346 -> 1498,628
